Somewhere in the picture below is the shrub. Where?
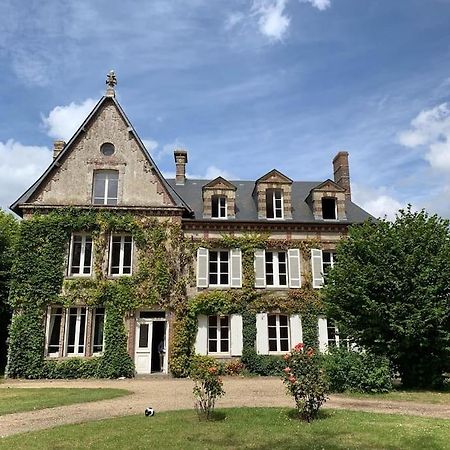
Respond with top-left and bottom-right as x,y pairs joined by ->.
191,356 -> 225,420
43,357 -> 100,379
322,347 -> 392,393
223,360 -> 245,376
241,349 -> 284,376
283,343 -> 329,422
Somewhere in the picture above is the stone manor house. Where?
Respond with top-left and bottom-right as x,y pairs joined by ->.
9,74 -> 372,376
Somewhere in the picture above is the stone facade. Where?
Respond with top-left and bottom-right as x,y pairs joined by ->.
202,177 -> 236,219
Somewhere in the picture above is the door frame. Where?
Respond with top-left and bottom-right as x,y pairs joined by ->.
134,310 -> 169,374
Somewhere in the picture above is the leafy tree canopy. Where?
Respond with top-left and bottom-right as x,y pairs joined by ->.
324,207 -> 450,388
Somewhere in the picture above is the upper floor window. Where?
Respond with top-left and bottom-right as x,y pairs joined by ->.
209,250 -> 230,286
266,189 -> 283,219
100,143 -> 115,156
211,195 -> 227,219
322,197 -> 337,220
109,234 -> 133,276
265,251 -> 288,287
322,251 -> 336,275
92,170 -> 119,205
196,248 -> 242,288
268,314 -> 290,353
68,234 -> 93,276
208,315 -> 230,354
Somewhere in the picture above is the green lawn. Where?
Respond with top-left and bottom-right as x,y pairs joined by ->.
337,389 -> 450,405
0,388 -> 129,415
1,408 -> 449,449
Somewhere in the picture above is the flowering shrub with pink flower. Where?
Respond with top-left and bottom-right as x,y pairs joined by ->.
282,343 -> 329,422
191,359 -> 225,420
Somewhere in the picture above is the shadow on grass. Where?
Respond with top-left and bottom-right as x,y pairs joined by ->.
196,410 -> 227,422
286,408 -> 333,422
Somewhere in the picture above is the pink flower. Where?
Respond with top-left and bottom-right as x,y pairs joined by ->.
288,375 -> 296,383
283,353 -> 290,361
208,367 -> 218,374
307,348 -> 315,357
294,343 -> 304,352
283,367 -> 291,373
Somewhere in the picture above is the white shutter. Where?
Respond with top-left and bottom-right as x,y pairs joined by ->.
256,313 -> 269,355
288,249 -> 301,288
318,316 -> 328,353
254,249 -> 266,288
195,315 -> 208,355
289,314 -> 303,349
230,249 -> 242,288
196,248 -> 209,288
230,314 -> 243,356
311,249 -> 324,289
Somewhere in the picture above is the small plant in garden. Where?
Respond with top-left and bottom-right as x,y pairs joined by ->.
191,361 -> 225,420
282,343 -> 329,422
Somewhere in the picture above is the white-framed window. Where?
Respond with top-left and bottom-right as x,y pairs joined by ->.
65,307 -> 87,356
209,250 -> 230,286
109,234 -> 133,276
92,170 -> 119,205
268,314 -> 290,353
211,195 -> 227,219
254,249 -> 301,288
265,251 -> 288,287
68,234 -> 93,276
322,197 -> 337,220
318,317 -> 351,352
46,307 -> 63,357
92,307 -> 105,354
208,315 -> 230,354
322,251 -> 336,276
266,189 -> 283,219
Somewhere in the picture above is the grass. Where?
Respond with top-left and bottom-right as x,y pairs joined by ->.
1,407 -> 449,449
336,388 -> 450,405
0,387 -> 130,415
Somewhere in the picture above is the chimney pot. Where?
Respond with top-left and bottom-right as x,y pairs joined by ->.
333,151 -> 351,200
53,140 -> 66,159
174,149 -> 188,185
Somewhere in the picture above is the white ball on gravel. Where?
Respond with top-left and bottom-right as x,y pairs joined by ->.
145,407 -> 155,417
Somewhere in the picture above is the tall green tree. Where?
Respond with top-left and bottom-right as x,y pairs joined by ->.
0,210 -> 18,372
324,208 -> 450,388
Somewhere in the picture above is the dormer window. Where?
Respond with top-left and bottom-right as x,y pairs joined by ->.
92,170 -> 119,205
266,189 -> 283,219
211,195 -> 227,219
322,197 -> 337,220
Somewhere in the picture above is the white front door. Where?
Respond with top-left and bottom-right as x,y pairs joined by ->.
135,320 -> 152,374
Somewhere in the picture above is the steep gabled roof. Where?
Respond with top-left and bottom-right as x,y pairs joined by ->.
255,169 -> 293,185
309,179 -> 346,194
11,95 -> 192,216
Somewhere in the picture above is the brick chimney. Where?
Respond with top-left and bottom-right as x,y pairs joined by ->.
53,140 -> 66,159
333,151 -> 351,200
174,149 -> 188,185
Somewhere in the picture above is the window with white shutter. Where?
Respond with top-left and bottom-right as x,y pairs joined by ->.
256,313 -> 269,354
197,248 -> 242,288
196,248 -> 209,288
195,315 -> 208,355
230,314 -> 243,356
287,249 -> 301,288
230,249 -> 242,288
311,249 -> 324,289
254,250 -> 266,288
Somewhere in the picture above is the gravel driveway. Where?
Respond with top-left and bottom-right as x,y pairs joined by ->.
1,377 -> 449,437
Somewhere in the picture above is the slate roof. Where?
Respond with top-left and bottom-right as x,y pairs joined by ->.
167,179 -> 373,223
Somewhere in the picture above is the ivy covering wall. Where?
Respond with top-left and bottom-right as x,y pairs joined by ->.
6,208 -> 325,379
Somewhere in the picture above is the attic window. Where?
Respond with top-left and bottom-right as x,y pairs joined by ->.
322,198 -> 337,220
266,189 -> 283,219
211,195 -> 227,219
100,143 -> 115,156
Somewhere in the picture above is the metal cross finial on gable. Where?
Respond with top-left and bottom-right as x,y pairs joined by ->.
105,70 -> 117,97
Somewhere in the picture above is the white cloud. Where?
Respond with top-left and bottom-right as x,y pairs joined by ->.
225,12 -> 246,31
142,139 -> 159,153
299,0 -> 331,11
0,139 -> 52,210
398,103 -> 450,171
41,98 -> 98,141
252,0 -> 290,41
204,165 -> 235,179
352,183 -> 405,220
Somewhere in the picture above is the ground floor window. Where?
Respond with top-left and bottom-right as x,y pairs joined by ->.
208,315 -> 230,354
46,306 -> 105,357
268,314 -> 290,353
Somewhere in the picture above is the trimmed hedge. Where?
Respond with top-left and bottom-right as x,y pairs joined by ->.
322,347 -> 392,393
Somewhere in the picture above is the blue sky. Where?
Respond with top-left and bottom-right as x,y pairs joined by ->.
1,0 -> 450,218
